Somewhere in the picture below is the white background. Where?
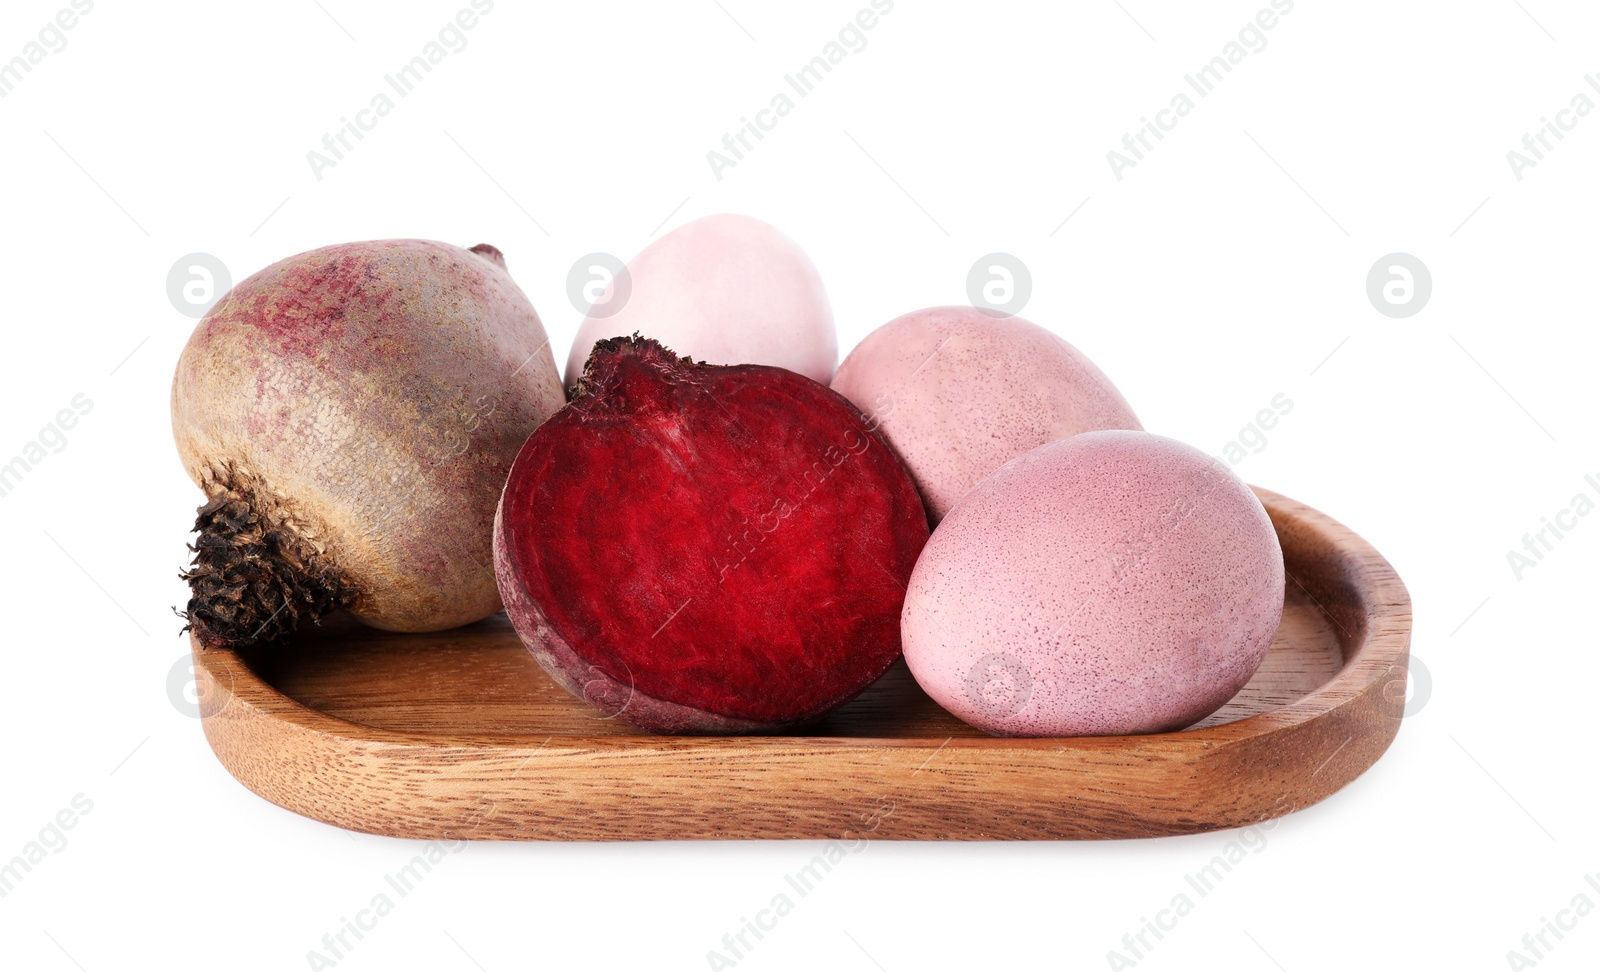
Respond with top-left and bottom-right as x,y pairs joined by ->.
1,1 -> 1595,969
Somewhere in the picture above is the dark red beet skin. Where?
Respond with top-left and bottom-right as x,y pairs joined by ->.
493,336 -> 929,733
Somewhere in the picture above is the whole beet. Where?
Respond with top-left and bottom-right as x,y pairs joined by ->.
172,239 -> 565,645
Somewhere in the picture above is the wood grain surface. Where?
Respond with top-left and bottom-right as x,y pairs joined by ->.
191,487 -> 1412,840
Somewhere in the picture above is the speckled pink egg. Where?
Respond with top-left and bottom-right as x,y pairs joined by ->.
901,430 -> 1284,737
830,307 -> 1141,524
564,213 -> 836,389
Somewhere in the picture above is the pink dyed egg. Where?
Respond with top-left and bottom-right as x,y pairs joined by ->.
564,213 -> 836,389
830,307 -> 1141,524
901,430 -> 1284,737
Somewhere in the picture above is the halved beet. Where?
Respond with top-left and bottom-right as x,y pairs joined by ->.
493,336 -> 929,733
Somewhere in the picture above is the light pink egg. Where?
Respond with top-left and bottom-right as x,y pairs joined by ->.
901,430 -> 1284,737
564,213 -> 836,389
830,307 -> 1140,524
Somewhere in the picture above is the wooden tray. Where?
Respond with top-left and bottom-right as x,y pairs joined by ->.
191,487 -> 1412,840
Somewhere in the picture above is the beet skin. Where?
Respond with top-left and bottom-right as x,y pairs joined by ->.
494,336 -> 929,733
173,240 -> 565,646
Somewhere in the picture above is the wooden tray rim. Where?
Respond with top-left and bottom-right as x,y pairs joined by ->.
193,486 -> 1411,757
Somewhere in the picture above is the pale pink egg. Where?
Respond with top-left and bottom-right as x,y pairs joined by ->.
830,307 -> 1140,524
564,213 -> 836,389
902,430 -> 1284,737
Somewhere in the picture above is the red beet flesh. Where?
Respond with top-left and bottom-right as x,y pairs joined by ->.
494,336 -> 929,733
